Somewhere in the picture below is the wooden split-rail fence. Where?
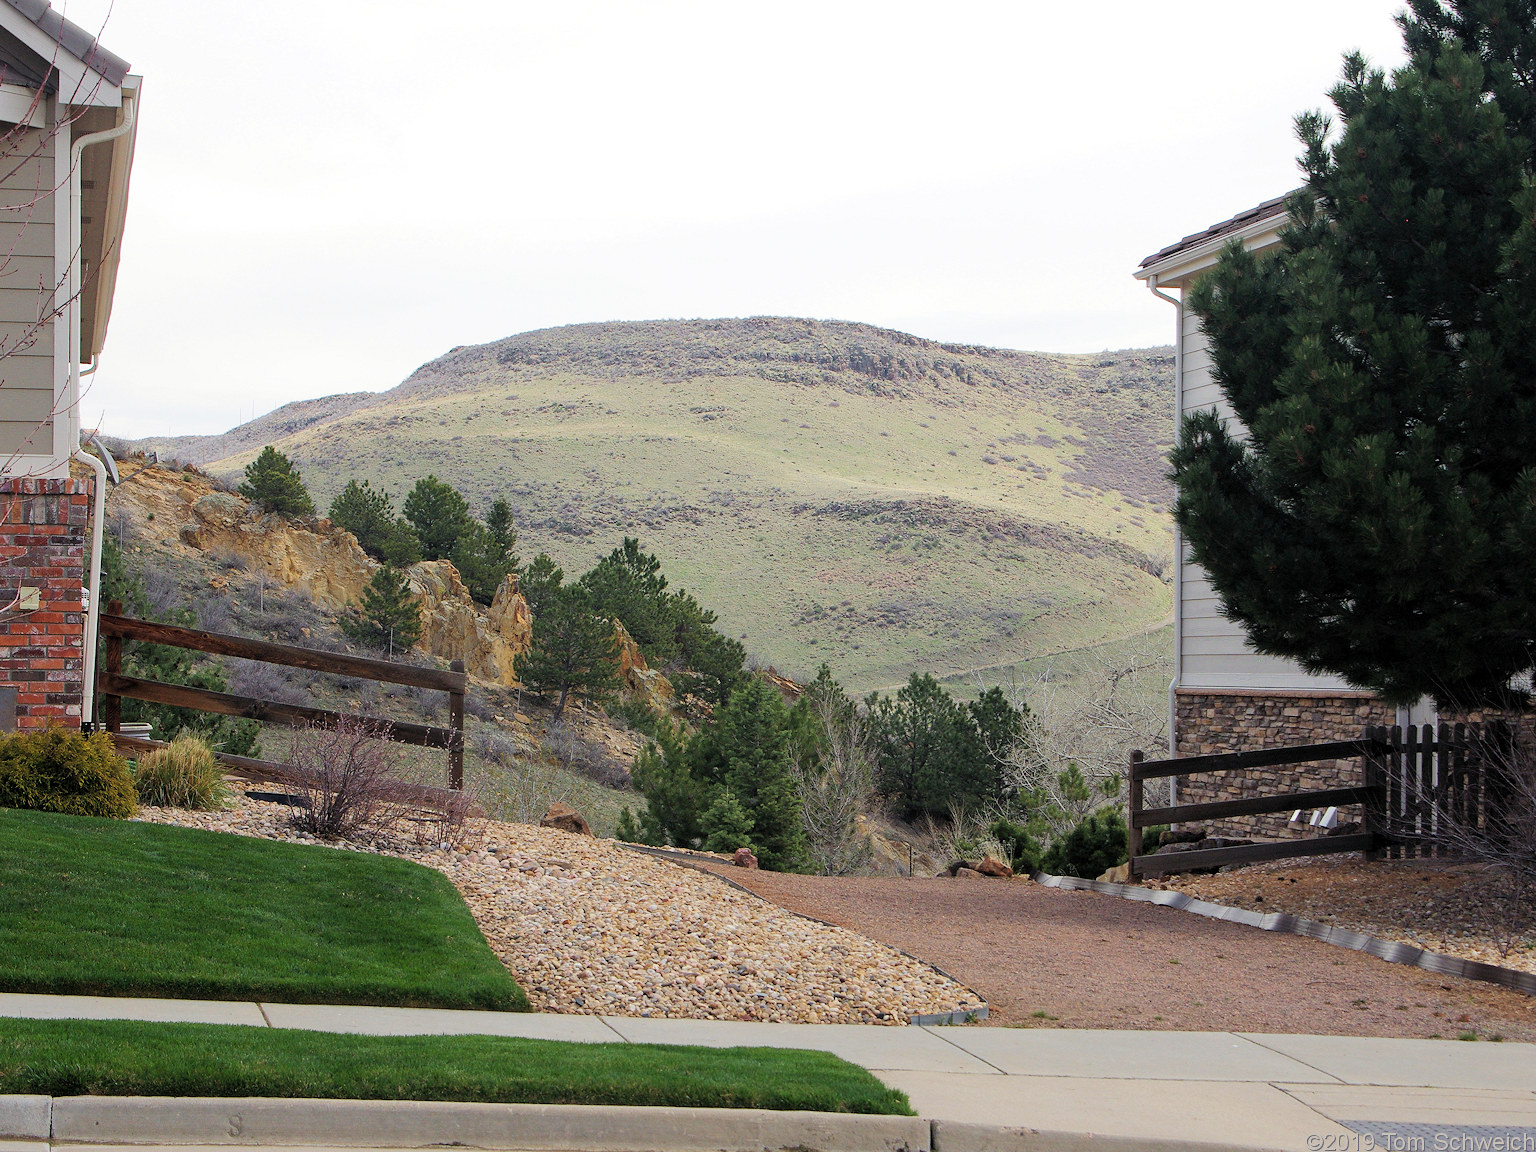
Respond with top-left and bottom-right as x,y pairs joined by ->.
1127,724 -> 1505,877
97,602 -> 470,811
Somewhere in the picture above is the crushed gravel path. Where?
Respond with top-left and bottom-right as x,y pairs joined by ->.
691,863 -> 1536,1041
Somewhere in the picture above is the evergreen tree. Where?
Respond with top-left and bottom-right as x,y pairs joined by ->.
629,720 -> 710,848
700,790 -> 755,854
328,480 -> 395,559
519,553 -> 564,619
514,581 -> 620,722
866,674 -> 985,820
239,446 -> 315,516
668,591 -> 747,706
378,518 -> 423,567
579,538 -> 676,664
402,475 -> 473,561
691,677 -> 807,871
1174,0 -> 1536,708
451,506 -> 519,606
340,566 -> 422,655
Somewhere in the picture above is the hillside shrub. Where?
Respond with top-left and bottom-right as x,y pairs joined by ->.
287,717 -> 399,839
0,727 -> 136,818
132,731 -> 231,810
988,816 -> 1042,874
239,446 -> 315,516
1041,808 -> 1128,879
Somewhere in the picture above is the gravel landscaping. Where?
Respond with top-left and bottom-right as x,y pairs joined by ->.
135,797 -> 983,1025
1146,854 -> 1536,975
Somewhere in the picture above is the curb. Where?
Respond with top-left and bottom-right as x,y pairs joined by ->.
623,844 -> 991,1023
0,1095 -> 1288,1152
1032,870 -> 1536,997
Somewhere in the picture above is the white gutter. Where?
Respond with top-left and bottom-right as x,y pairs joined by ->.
1147,272 -> 1183,803
67,91 -> 136,728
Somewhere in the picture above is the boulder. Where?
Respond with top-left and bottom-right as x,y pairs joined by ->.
731,847 -> 759,869
954,866 -> 984,880
1158,827 -> 1208,846
976,855 -> 1014,878
539,802 -> 593,836
944,860 -> 975,877
1325,820 -> 1363,837
1097,862 -> 1132,884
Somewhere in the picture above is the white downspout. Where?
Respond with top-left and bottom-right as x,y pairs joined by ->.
71,443 -> 107,726
1147,272 -> 1183,805
67,92 -> 136,728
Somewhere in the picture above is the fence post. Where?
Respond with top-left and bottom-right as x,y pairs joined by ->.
1127,749 -> 1144,877
1362,726 -> 1386,861
101,599 -> 123,734
448,658 -> 465,790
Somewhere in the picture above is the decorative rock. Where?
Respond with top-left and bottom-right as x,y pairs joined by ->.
1097,863 -> 1132,884
539,802 -> 593,836
130,798 -> 986,1025
954,867 -> 984,880
976,856 -> 1013,879
731,847 -> 759,869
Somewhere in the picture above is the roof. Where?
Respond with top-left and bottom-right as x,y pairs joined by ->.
1138,192 -> 1293,270
0,0 -> 129,88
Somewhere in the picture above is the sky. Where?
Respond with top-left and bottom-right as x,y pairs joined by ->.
63,0 -> 1411,439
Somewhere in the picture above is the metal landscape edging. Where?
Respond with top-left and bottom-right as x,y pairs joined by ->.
621,843 -> 990,1025
1031,869 -> 1536,997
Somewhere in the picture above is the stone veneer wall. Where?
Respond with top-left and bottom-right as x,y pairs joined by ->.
0,478 -> 89,729
1174,689 -> 1396,839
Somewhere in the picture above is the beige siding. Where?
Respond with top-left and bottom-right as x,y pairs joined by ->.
1177,294 -> 1354,692
0,124 -> 54,458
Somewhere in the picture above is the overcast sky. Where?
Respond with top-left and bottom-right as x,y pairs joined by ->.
67,0 -> 1410,439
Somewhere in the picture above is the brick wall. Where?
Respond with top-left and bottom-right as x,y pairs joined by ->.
1174,688 -> 1395,839
0,478 -> 90,729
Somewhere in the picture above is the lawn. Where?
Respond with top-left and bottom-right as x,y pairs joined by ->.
0,808 -> 526,1010
0,1018 -> 912,1115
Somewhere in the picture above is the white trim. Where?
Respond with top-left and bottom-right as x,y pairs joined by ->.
0,83 -> 44,128
1134,214 -> 1287,288
0,3 -> 120,109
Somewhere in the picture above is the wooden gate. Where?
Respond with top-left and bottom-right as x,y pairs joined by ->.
1362,723 -> 1505,859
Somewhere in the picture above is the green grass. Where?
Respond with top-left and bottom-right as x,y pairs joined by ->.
0,808 -> 527,1011
0,1018 -> 912,1115
146,318 -> 1175,692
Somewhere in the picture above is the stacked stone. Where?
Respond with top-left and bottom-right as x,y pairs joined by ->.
1174,689 -> 1394,839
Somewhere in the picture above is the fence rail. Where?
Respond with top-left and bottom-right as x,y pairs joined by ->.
97,606 -> 468,789
1128,738 -> 1391,878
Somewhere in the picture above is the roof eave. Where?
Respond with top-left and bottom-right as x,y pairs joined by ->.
1133,212 -> 1289,289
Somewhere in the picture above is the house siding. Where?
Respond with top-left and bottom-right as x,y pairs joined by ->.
0,123 -> 56,461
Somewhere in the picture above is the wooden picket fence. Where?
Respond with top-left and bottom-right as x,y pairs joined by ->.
1362,723 -> 1507,859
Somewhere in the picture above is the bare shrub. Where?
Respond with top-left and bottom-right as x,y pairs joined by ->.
1424,730 -> 1536,958
141,567 -> 183,617
195,597 -> 234,634
544,720 -> 628,788
464,692 -> 496,723
226,658 -> 303,706
287,717 -> 400,839
794,680 -> 873,876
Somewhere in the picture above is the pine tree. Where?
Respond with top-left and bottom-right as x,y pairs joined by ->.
701,789 -> 755,854
402,475 -> 473,561
341,566 -> 422,655
514,582 -> 620,722
239,446 -> 315,516
579,538 -> 676,663
1174,1 -> 1536,708
451,503 -> 519,606
328,480 -> 394,558
378,518 -> 423,567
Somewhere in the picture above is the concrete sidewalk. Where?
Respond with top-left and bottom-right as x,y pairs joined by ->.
4,992 -> 1536,1151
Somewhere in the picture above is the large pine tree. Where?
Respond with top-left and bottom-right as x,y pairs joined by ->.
1172,0 -> 1536,709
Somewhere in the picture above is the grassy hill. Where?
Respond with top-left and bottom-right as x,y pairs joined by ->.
141,318 -> 1175,692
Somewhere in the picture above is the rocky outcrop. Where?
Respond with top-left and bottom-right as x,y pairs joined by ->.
612,619 -> 674,715
406,564 -> 532,686
111,463 -> 534,686
117,464 -> 373,610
